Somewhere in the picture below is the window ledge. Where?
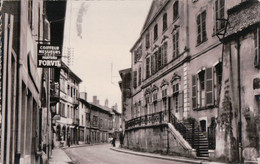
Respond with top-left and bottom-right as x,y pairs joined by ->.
196,38 -> 208,47
163,27 -> 168,34
193,105 -> 216,111
172,16 -> 179,24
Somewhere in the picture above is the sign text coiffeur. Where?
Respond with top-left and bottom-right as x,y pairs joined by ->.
37,44 -> 62,68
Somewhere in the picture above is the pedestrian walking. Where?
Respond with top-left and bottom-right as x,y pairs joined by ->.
68,134 -> 71,147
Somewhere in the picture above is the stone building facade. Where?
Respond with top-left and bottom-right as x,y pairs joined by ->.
122,0 -> 260,163
53,61 -> 82,148
1,1 -> 66,163
216,1 -> 260,163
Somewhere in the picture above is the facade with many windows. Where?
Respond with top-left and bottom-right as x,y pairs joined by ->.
78,95 -> 114,144
123,0 -> 259,162
53,61 -> 82,147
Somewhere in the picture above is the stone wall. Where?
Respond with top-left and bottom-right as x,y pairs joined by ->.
124,124 -> 192,157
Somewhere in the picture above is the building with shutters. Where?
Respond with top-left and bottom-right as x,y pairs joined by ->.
122,0 -> 260,163
52,61 -> 82,148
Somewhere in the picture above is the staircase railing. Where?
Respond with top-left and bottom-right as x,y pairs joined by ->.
169,113 -> 202,155
125,110 -> 168,129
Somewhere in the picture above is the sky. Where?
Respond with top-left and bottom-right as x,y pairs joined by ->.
63,0 -> 152,112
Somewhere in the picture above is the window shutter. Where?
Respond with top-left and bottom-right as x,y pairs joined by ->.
178,91 -> 183,113
164,42 -> 168,65
215,0 -> 219,30
192,75 -> 197,109
158,49 -> 162,69
197,15 -> 201,44
206,67 -> 214,106
146,57 -> 150,78
254,28 -> 260,68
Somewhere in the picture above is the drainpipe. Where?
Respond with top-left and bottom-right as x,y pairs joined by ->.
236,39 -> 243,162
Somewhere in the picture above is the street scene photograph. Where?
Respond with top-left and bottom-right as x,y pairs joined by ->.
1,0 -> 260,163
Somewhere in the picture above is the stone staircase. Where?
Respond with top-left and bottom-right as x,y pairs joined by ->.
183,121 -> 209,158
169,114 -> 209,158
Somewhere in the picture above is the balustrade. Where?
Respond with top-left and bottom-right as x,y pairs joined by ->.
125,110 -> 169,129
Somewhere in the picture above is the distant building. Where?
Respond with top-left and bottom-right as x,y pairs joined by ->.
78,95 -> 114,144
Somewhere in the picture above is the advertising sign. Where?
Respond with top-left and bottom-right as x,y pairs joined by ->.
37,44 -> 62,67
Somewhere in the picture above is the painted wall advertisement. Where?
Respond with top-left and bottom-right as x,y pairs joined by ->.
37,44 -> 62,67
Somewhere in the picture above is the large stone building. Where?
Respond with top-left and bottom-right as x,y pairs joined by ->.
122,0 -> 260,163
53,61 -> 82,147
1,0 -> 66,163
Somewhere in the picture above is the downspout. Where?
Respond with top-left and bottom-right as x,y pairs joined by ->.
236,39 -> 243,162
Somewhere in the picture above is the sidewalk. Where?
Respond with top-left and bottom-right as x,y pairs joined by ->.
48,148 -> 73,164
110,146 -> 226,164
48,143 -> 108,163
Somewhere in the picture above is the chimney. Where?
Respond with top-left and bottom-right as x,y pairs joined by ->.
97,100 -> 100,105
93,96 -> 97,105
80,92 -> 87,101
105,99 -> 109,107
114,103 -> 118,111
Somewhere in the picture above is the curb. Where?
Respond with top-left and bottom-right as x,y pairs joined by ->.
110,147 -> 204,164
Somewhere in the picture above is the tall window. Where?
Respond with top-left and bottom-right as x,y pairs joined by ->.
173,1 -> 179,21
146,33 -> 150,49
192,67 -> 214,110
157,48 -> 162,69
197,11 -> 207,44
215,0 -> 225,31
162,89 -> 167,110
151,54 -> 155,74
254,28 -> 260,68
173,30 -> 179,59
215,63 -> 222,104
173,83 -> 179,113
198,70 -> 205,107
28,0 -> 33,29
154,24 -> 158,41
153,93 -> 158,113
133,71 -> 137,88
138,67 -> 141,86
146,57 -> 150,78
163,13 -> 168,32
162,42 -> 168,65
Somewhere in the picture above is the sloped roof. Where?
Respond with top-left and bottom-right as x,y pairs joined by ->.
141,0 -> 167,32
130,0 -> 169,52
225,0 -> 260,38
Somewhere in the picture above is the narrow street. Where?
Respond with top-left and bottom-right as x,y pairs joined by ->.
64,144 -> 185,164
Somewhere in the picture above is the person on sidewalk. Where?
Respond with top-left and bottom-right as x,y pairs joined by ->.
112,136 -> 116,147
119,132 -> 124,148
67,134 -> 71,147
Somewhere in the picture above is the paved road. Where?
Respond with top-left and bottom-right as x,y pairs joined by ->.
64,144 -> 185,164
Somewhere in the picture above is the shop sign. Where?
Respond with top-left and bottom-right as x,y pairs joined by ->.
37,44 -> 62,67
